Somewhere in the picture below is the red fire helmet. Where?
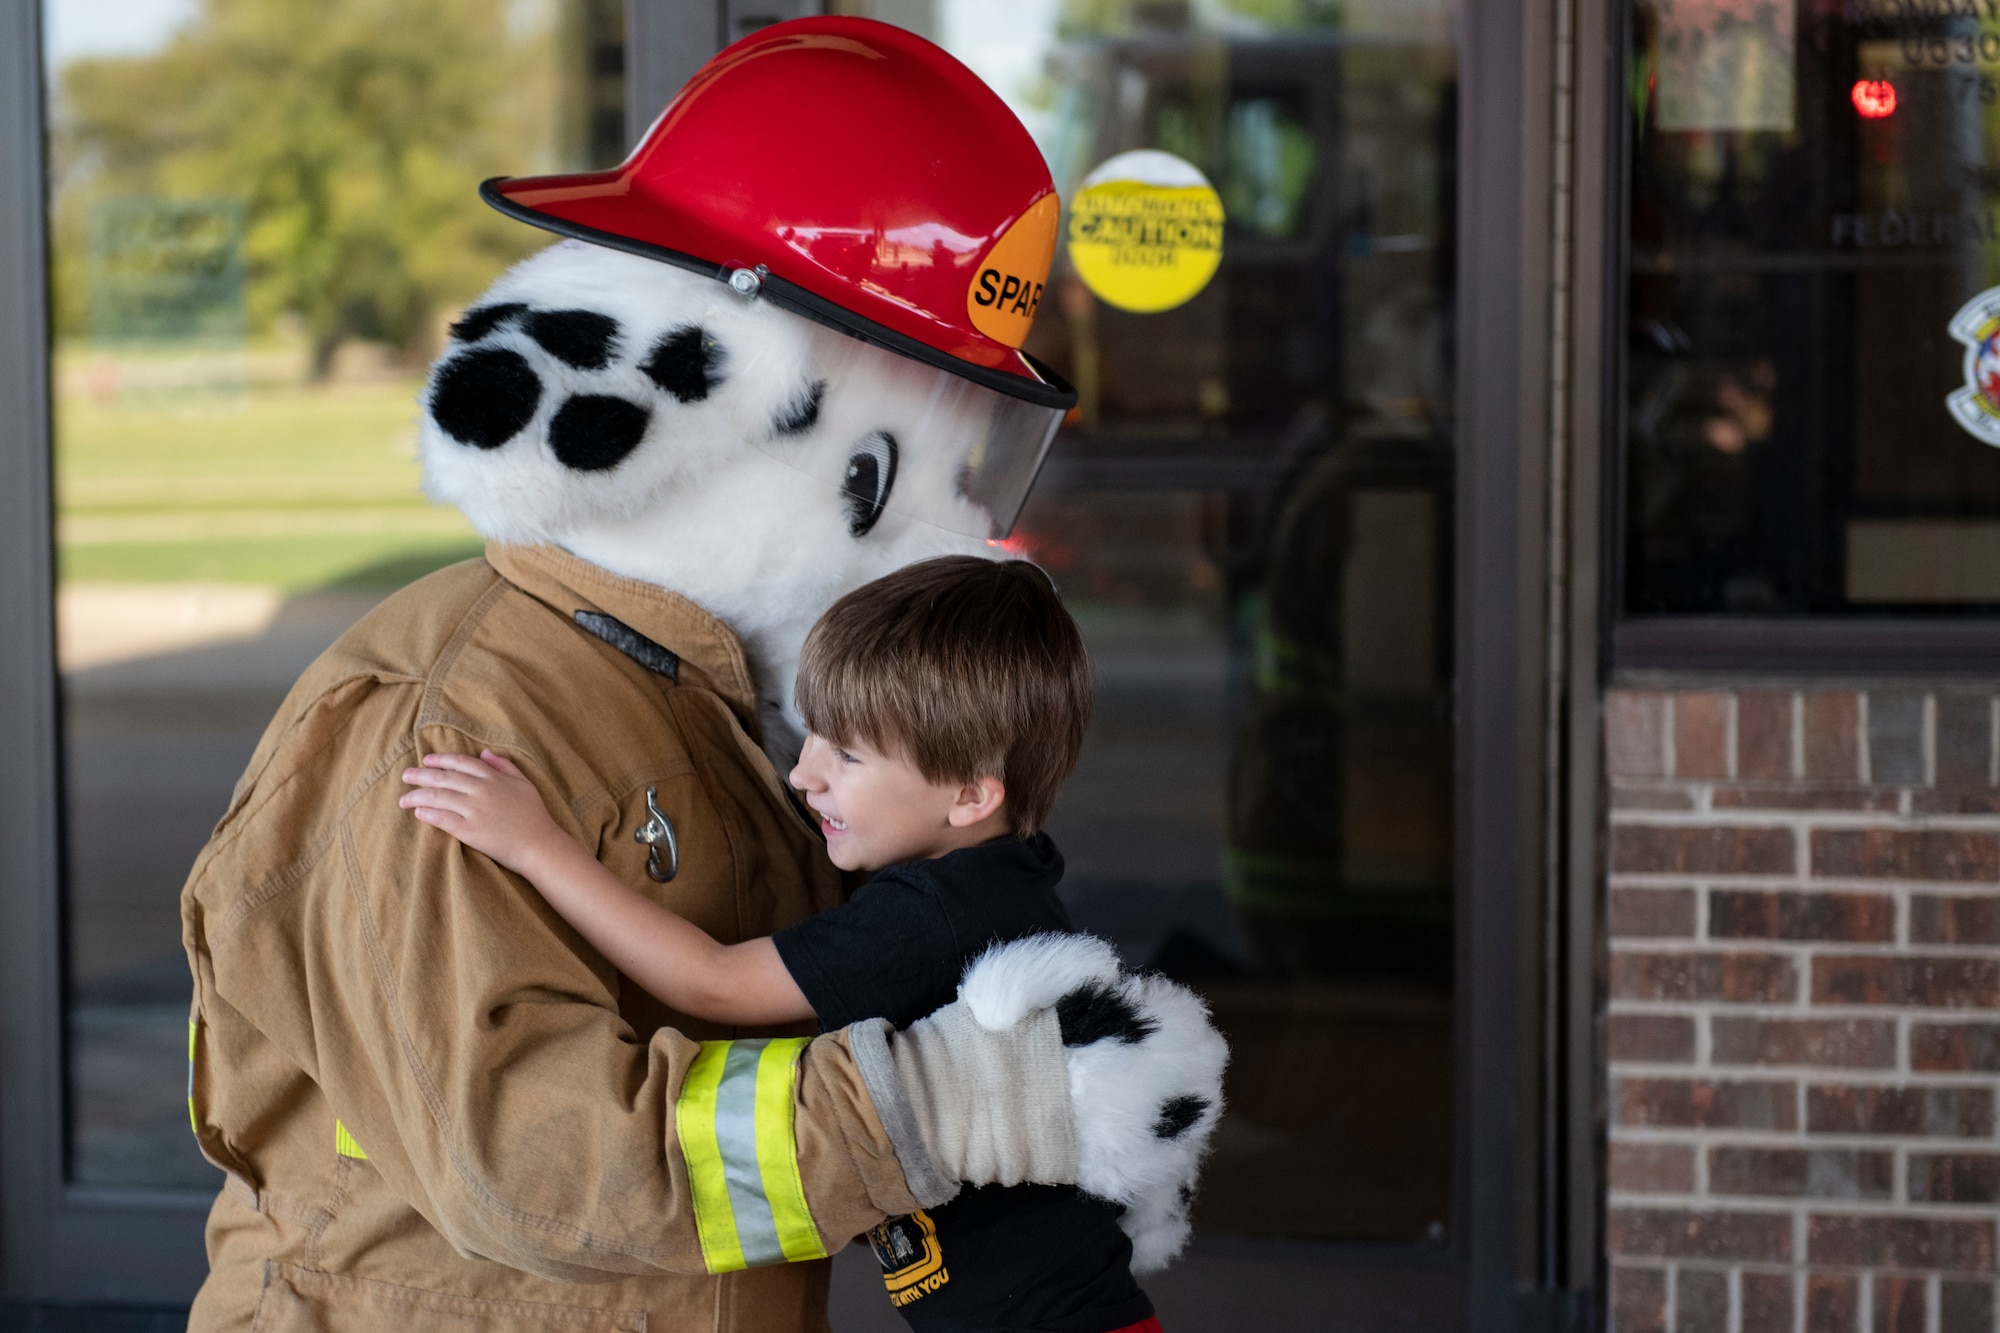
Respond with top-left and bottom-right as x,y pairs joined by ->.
482,16 -> 1073,411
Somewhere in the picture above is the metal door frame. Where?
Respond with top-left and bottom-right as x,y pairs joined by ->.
0,0 -> 1609,1322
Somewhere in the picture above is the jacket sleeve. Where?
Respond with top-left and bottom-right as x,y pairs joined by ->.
202,699 -> 920,1282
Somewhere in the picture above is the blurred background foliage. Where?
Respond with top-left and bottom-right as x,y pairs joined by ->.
48,0 -> 600,376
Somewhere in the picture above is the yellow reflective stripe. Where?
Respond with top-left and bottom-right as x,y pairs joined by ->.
334,1120 -> 368,1160
754,1037 -> 828,1263
677,1041 -> 745,1273
186,1018 -> 199,1135
675,1037 -> 825,1273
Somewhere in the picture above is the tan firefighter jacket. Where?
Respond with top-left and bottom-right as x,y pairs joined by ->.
181,544 -> 924,1331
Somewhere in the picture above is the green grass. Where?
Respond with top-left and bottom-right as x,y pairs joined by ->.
55,351 -> 483,590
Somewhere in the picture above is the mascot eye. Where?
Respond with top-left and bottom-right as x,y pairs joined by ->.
841,432 -> 898,537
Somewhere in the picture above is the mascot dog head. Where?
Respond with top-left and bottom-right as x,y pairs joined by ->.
418,240 -> 997,756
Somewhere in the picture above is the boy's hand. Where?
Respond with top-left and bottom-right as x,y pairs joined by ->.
399,750 -> 570,877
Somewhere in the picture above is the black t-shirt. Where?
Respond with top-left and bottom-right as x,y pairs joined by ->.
773,835 -> 1154,1333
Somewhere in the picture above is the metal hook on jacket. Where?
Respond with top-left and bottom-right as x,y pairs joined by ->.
635,786 -> 679,883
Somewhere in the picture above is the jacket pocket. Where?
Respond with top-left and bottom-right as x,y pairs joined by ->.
251,1264 -> 646,1332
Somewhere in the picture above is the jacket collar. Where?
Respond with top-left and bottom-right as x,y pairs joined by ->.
485,543 -> 762,740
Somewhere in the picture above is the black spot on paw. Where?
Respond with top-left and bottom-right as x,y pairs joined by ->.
448,302 -> 527,343
641,326 -> 721,403
773,379 -> 826,437
525,308 -> 620,370
1152,1095 -> 1209,1140
429,348 -> 542,449
1056,982 -> 1157,1048
549,395 -> 651,472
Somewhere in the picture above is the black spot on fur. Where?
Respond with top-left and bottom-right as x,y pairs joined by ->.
549,394 -> 651,472
430,348 -> 541,449
774,379 -> 826,437
448,302 -> 527,343
525,308 -> 620,370
1177,1183 -> 1196,1207
1153,1096 -> 1209,1140
641,326 -> 721,403
1057,982 -> 1156,1048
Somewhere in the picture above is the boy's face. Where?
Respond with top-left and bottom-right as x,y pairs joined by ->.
788,733 -> 1006,872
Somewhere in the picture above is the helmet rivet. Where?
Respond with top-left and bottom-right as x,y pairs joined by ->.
727,267 -> 762,296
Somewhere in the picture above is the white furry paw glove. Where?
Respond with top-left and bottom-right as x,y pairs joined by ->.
849,935 -> 1228,1277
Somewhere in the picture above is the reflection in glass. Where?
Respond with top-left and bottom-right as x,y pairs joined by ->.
1627,0 -> 2000,611
839,0 -> 1458,1243
45,0 -> 626,1189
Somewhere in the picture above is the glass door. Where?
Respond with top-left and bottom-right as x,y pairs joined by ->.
827,3 -> 1462,1323
13,0 -> 626,1300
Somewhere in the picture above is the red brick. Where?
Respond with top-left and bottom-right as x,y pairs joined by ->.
1616,825 -> 1795,876
1868,690 -> 1927,786
1710,890 -> 1894,942
1812,828 -> 2000,882
1613,951 -> 1799,1003
1741,1271 -> 1794,1333
1804,692 -> 1861,781
1675,1267 -> 1727,1333
1711,1017 -> 1897,1068
1607,692 -> 1668,780
1914,790 -> 2000,814
1808,1213 -> 1997,1273
1911,1023 -> 2000,1072
1674,692 -> 1732,779
1937,693 -> 1994,791
1941,1280 -> 1996,1333
1708,1146 -> 1892,1199
1812,955 -> 2000,1008
1806,1273 -> 1859,1333
1737,691 -> 1794,780
1607,1207 -> 1792,1262
1612,785 -> 1698,811
1910,1152 -> 2000,1203
1807,1084 -> 1994,1136
1610,1265 -> 1667,1333
1610,887 -> 1697,938
1873,1275 -> 1926,1333
1609,1014 -> 1696,1063
1608,1142 -> 1695,1193
1714,785 -> 1897,811
1912,895 -> 2000,945
1616,1078 -> 1797,1130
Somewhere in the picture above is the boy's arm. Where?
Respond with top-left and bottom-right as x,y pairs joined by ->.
516,835 -> 814,1026
401,750 -> 814,1027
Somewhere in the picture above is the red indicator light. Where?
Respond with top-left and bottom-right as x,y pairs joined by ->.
1852,79 -> 1897,118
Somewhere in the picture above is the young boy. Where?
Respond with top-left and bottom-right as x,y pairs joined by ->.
400,555 -> 1160,1333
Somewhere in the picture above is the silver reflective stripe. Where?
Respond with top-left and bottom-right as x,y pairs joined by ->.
713,1039 -> 786,1267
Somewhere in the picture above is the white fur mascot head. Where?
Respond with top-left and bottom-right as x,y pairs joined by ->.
416,240 -> 998,759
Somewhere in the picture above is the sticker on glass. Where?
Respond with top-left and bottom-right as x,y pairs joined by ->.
1066,150 -> 1224,314
1947,285 -> 2000,448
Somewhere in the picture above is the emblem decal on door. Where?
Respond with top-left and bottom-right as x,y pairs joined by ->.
1946,284 -> 2000,446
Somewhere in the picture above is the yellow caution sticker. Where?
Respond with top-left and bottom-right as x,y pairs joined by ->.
967,192 -> 1060,348
1067,150 -> 1224,314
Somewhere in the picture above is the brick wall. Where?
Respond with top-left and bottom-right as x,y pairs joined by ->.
1604,687 -> 2000,1333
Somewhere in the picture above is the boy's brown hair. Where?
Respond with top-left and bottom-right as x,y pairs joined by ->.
794,555 -> 1091,837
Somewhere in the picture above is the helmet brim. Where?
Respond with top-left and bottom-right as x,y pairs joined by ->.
480,178 -> 1078,412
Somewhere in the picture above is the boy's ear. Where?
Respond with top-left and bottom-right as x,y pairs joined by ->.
946,775 -> 1007,829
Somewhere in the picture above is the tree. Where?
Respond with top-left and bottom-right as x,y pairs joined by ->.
51,0 -> 567,375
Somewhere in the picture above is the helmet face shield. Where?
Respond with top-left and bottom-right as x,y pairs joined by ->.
750,324 -> 1066,540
